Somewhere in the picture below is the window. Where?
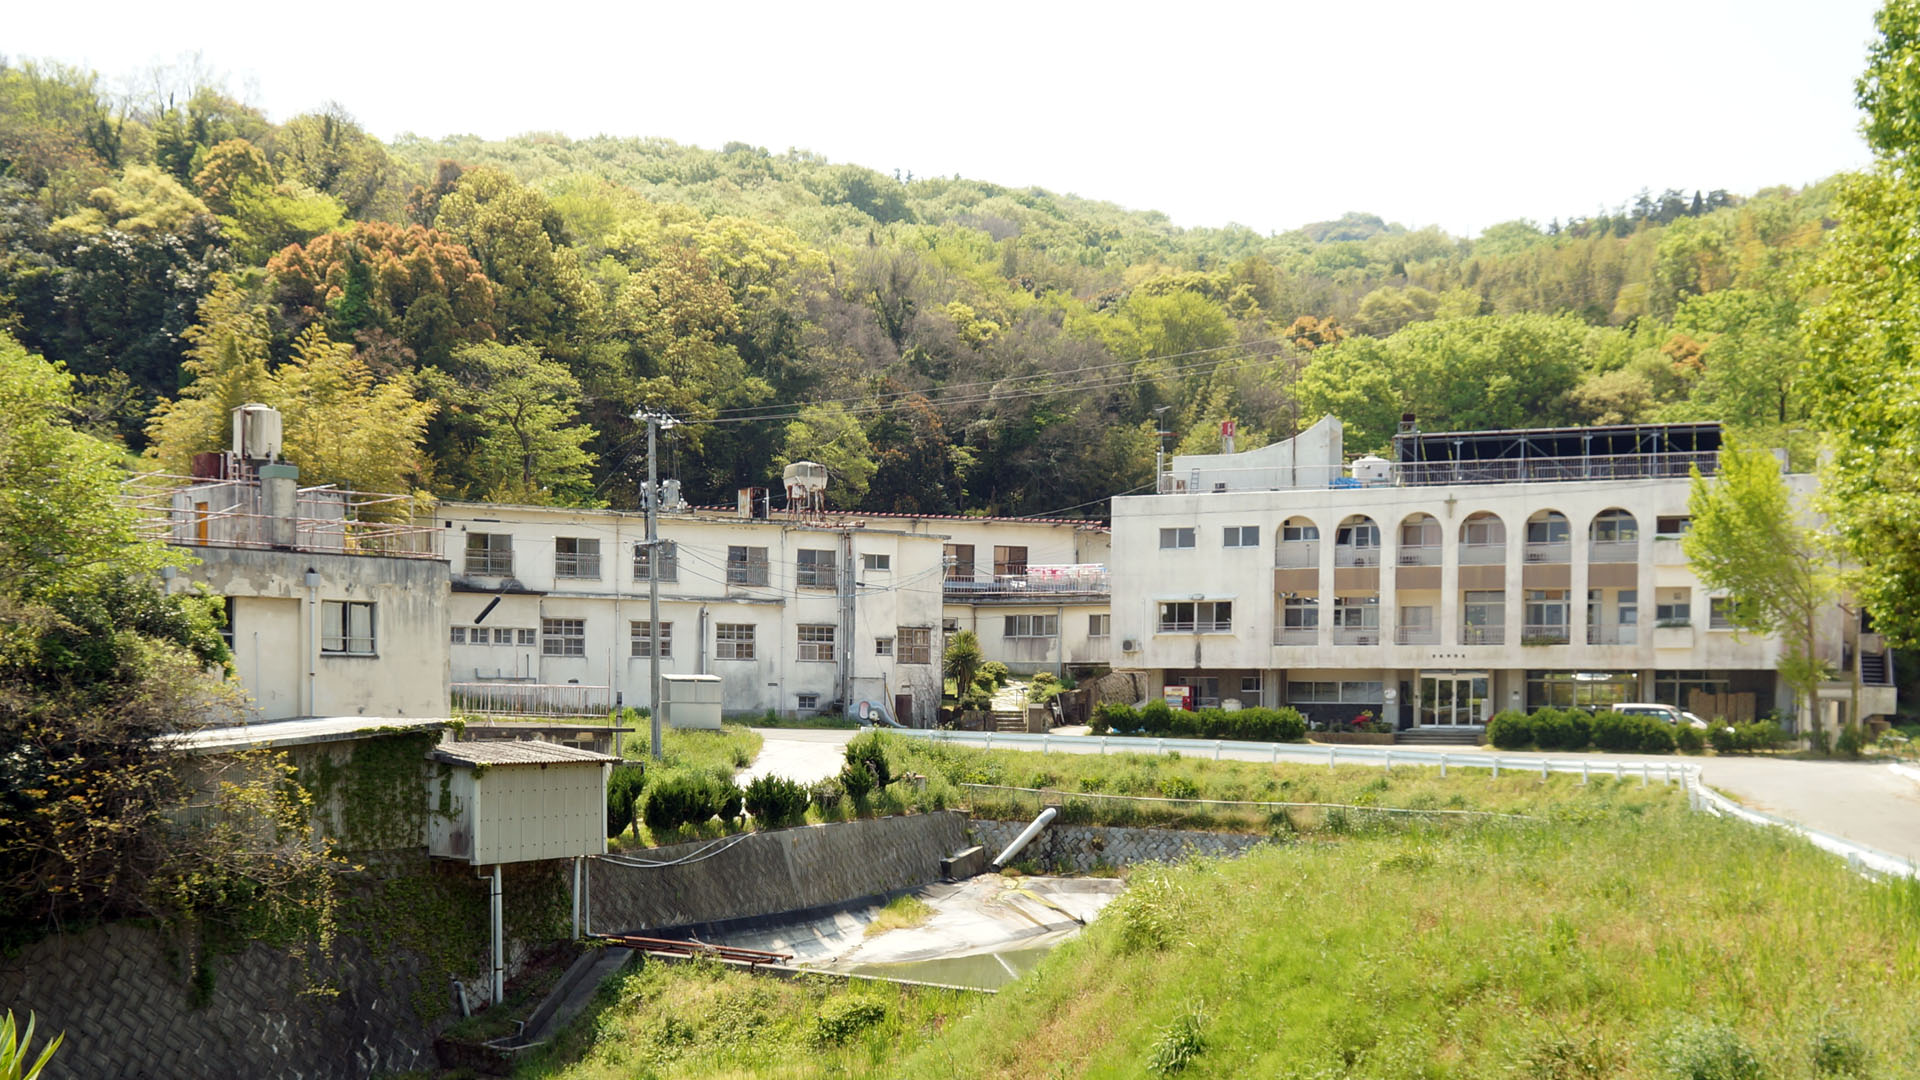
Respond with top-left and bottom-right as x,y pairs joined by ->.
1157,601 -> 1231,633
1591,510 -> 1638,544
630,620 -> 672,658
1525,514 -> 1570,544
555,536 -> 601,578
727,545 -> 769,586
1400,516 -> 1440,547
1461,515 -> 1505,546
1655,515 -> 1692,538
321,600 -> 375,655
1525,589 -> 1569,627
944,543 -> 975,580
465,532 -> 512,576
1619,590 -> 1638,627
1340,681 -> 1384,703
1003,614 -> 1060,638
1240,674 -> 1264,698
1656,589 -> 1692,625
1281,522 -> 1319,542
897,627 -> 932,664
1088,613 -> 1111,638
797,548 -> 837,588
542,618 -> 585,657
798,624 -> 836,662
1336,522 -> 1380,547
494,626 -> 515,646
634,540 -> 678,582
796,693 -> 819,711
1709,597 -> 1735,630
1223,526 -> 1259,548
1159,527 -> 1196,549
1464,590 -> 1504,643
1332,596 -> 1378,628
1283,596 -> 1319,628
451,626 -> 466,645
874,636 -> 894,658
517,628 -> 536,647
1288,681 -> 1339,703
715,623 -> 756,661
993,545 -> 1028,576
862,553 -> 891,573
942,617 -> 960,633
220,596 -> 235,650
1399,606 -> 1433,630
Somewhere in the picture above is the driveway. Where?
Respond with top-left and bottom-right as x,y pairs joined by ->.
736,727 -> 857,787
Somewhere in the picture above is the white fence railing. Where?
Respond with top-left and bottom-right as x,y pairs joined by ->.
862,727 -> 1917,880
454,681 -> 613,717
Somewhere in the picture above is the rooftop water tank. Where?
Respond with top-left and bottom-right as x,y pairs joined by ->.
1350,454 -> 1393,485
782,461 -> 829,495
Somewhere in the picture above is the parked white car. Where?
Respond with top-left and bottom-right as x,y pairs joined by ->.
1610,702 -> 1709,729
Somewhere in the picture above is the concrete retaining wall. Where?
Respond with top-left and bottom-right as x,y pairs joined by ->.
968,819 -> 1268,874
590,811 -> 969,932
0,921 -> 442,1080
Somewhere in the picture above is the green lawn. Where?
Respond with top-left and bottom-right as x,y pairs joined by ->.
523,803 -> 1920,1079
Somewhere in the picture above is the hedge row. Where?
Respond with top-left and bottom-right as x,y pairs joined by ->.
642,767 -> 744,831
1092,701 -> 1308,742
1486,708 -> 1692,754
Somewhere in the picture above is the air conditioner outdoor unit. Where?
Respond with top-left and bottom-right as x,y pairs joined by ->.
1525,552 -> 1545,562
1120,638 -> 1139,652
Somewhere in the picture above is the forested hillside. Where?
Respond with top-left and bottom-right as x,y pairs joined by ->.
0,58 -> 1833,516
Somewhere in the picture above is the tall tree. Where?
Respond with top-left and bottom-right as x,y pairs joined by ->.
1803,0 -> 1920,646
1684,441 -> 1837,731
433,342 -> 598,505
143,275 -> 275,470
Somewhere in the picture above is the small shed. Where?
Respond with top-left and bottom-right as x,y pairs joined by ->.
661,673 -> 723,730
427,741 -> 616,865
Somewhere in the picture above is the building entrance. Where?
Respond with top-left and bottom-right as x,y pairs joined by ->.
1419,672 -> 1489,727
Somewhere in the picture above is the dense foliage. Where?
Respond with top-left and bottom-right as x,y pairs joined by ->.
0,55 -> 1843,520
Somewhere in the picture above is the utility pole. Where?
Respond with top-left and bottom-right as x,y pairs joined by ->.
635,409 -> 676,761
1153,405 -> 1171,493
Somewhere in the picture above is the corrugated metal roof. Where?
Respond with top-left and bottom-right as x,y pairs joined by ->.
432,740 -> 619,767
161,716 -> 449,755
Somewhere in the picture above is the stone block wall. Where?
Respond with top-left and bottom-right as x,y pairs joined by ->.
968,819 -> 1268,874
590,811 -> 969,932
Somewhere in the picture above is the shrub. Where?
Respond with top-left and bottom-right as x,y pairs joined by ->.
1157,775 -> 1200,800
1146,1005 -> 1207,1076
605,763 -> 646,838
838,761 -> 875,800
1633,716 -> 1677,754
808,776 -> 843,809
979,661 -> 1011,689
844,731 -> 894,789
1563,708 -> 1593,750
1809,1022 -> 1868,1076
1593,712 -> 1674,753
1835,723 -> 1864,760
1487,710 -> 1534,749
642,768 -> 740,831
810,998 -> 887,1046
1167,708 -> 1203,738
1736,720 -> 1789,752
1710,724 -> 1738,754
1530,708 -> 1573,750
1092,702 -> 1138,735
1658,1019 -> 1763,1080
743,774 -> 808,829
1140,699 -> 1174,734
1674,724 -> 1706,754
1026,671 -> 1061,703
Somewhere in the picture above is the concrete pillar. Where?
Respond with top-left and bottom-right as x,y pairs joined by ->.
259,462 -> 299,549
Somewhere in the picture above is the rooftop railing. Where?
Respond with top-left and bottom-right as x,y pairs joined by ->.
944,565 -> 1110,600
123,473 -> 444,560
1157,450 -> 1720,496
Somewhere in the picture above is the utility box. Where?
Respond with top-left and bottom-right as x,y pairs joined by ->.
427,741 -> 616,864
662,673 -> 723,730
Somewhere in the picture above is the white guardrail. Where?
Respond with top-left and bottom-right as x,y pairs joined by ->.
862,727 -> 1918,881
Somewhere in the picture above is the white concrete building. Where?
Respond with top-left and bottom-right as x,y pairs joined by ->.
133,457 -> 452,721
437,501 -> 948,724
1110,417 -> 1896,730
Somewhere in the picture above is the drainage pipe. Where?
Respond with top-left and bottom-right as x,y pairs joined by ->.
490,864 -> 504,1003
990,807 -> 1057,870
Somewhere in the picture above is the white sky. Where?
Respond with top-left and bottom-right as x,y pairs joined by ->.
7,0 -> 1883,238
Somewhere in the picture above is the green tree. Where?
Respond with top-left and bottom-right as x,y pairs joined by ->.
435,342 -> 598,504
272,325 -> 437,497
270,105 -> 397,218
942,630 -> 984,708
143,275 -> 275,471
775,403 -> 876,510
0,332 -> 341,956
1803,0 -> 1920,645
1684,440 -> 1837,730
433,167 -> 594,345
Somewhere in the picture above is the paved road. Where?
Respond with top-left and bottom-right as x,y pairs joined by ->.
736,727 -> 858,787
741,727 -> 1920,867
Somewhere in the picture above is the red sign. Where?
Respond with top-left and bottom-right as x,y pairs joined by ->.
1221,419 -> 1236,437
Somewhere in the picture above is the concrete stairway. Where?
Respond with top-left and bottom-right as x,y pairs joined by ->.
501,945 -> 634,1049
1393,727 -> 1483,746
992,711 -> 1027,733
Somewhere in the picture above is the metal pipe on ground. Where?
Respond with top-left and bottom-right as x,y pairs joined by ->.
991,807 -> 1057,870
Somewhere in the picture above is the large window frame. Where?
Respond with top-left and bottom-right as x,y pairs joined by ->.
715,623 -> 756,661
541,617 -> 586,657
465,532 -> 513,576
634,540 -> 678,582
796,548 -> 837,589
727,545 -> 769,586
797,624 -> 836,662
1003,613 -> 1060,638
897,627 -> 933,664
554,536 -> 602,579
630,620 -> 672,658
321,600 -> 376,656
1157,601 -> 1232,633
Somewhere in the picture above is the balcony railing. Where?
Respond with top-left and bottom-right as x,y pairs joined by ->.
1589,625 -> 1638,645
1159,619 -> 1233,634
1158,450 -> 1719,495
1397,546 -> 1440,566
1588,540 -> 1638,563
1334,547 -> 1381,568
1275,542 -> 1318,568
727,558 -> 771,586
1332,626 -> 1381,645
1459,543 -> 1505,565
1272,626 -> 1319,645
1395,625 -> 1439,644
556,552 -> 603,579
452,681 -> 612,718
1461,624 -> 1506,645
1521,624 -> 1571,645
944,565 -> 1110,600
1523,542 -> 1570,564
